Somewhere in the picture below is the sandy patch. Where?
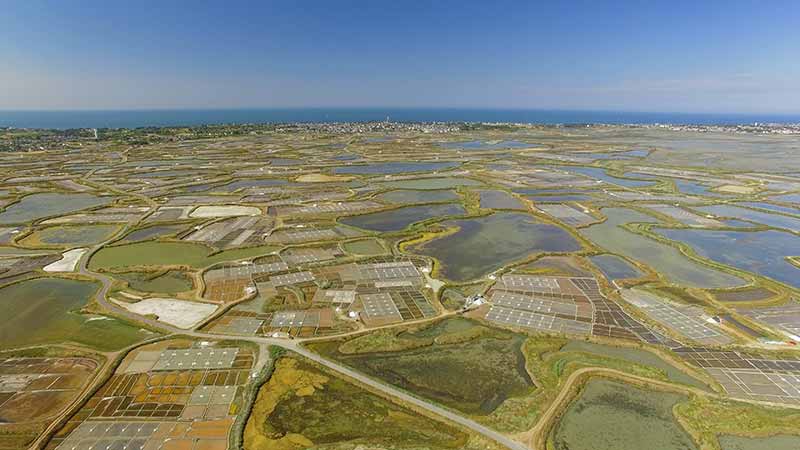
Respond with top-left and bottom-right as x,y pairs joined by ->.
43,248 -> 87,272
715,184 -> 757,194
190,205 -> 261,218
119,291 -> 143,300
115,297 -> 217,329
295,173 -> 354,183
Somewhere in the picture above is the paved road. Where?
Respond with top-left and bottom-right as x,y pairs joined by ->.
76,240 -> 529,450
284,340 -> 530,450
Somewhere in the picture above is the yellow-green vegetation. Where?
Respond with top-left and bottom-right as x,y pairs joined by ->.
113,269 -> 194,294
295,173 -> 354,182
676,396 -> 800,450
561,341 -> 709,388
309,318 -> 536,416
11,121 -> 800,450
243,355 -> 469,450
337,329 -> 434,354
309,319 -> 704,433
642,283 -> 710,306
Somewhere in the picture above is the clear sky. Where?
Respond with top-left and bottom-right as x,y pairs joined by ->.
2,0 -> 798,113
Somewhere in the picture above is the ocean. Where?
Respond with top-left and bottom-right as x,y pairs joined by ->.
0,108 -> 798,129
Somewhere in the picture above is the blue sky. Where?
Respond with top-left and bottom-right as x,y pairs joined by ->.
1,0 -> 798,112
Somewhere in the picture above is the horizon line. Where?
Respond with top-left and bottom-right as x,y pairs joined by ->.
1,106 -> 800,116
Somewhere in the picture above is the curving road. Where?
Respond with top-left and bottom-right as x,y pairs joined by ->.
74,235 -> 529,450
65,167 -> 527,450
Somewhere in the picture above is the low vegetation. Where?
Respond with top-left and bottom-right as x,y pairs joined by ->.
244,355 -> 469,450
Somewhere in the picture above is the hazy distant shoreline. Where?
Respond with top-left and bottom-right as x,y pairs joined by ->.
2,108 -> 800,130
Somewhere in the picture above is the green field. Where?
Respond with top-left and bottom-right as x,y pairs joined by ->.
342,237 -> 386,255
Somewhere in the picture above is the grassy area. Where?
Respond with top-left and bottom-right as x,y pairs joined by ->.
560,341 -> 709,389
243,355 -> 469,450
337,329 -> 434,354
308,318 -> 535,416
342,237 -> 386,255
308,319 -> 703,433
113,269 -> 193,294
676,396 -> 800,449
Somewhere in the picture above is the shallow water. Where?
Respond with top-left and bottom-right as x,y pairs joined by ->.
553,378 -> 696,450
89,241 -> 277,270
268,157 -> 301,166
0,193 -> 113,224
440,140 -> 531,150
736,201 -> 800,216
340,203 -> 466,232
674,179 -> 727,196
22,224 -> 118,246
411,212 -> 581,281
333,161 -> 459,175
524,194 -> 593,203
119,224 -> 187,243
581,207 -> 745,288
561,341 -> 708,389
565,166 -> 656,188
116,270 -> 193,294
377,177 -> 483,190
770,193 -> 800,204
478,190 -> 526,209
213,178 -> 288,192
589,254 -> 643,281
658,228 -> 800,289
582,149 -> 649,160
695,204 -> 800,232
377,189 -> 459,204
342,238 -> 385,255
